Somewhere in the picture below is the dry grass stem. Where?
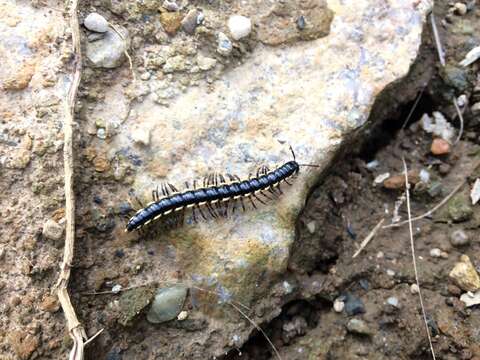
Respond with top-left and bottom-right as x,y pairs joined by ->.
54,1 -> 87,359
352,218 -> 385,258
430,13 -> 445,67
109,22 -> 136,81
401,87 -> 425,130
383,179 -> 465,229
83,329 -> 104,347
402,158 -> 437,359
228,302 -> 282,360
452,97 -> 464,144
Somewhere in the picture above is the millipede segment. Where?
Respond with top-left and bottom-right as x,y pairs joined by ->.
125,160 -> 300,232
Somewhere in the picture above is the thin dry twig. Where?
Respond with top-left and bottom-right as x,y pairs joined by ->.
228,302 -> 282,360
83,329 -> 104,347
401,87 -> 425,130
382,179 -> 465,229
352,218 -> 385,258
108,22 -> 136,81
402,158 -> 437,360
452,97 -> 464,144
430,13 -> 445,67
82,281 -> 251,311
54,1 -> 87,359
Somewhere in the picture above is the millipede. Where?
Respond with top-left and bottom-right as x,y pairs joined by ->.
125,147 -> 318,232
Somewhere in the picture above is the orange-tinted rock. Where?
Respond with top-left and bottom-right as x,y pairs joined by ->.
431,138 -> 450,155
383,171 -> 420,189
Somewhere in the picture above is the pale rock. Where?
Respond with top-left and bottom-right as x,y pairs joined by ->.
228,15 -> 252,40
217,32 -> 233,56
42,219 -> 64,241
197,54 -> 217,71
93,0 -> 430,355
84,13 -> 109,33
460,291 -> 480,307
449,255 -> 480,292
86,26 -> 129,68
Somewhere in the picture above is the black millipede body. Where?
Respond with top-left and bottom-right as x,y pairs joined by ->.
125,160 -> 300,232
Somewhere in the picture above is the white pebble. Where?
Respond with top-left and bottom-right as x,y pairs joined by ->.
306,221 -> 316,234
112,284 -> 122,293
177,310 -> 188,321
453,2 -> 467,15
132,127 -> 151,146
42,219 -> 64,241
217,32 -> 233,56
410,284 -> 419,294
429,248 -> 442,258
227,15 -> 252,40
374,172 -> 390,185
419,169 -> 430,183
84,13 -> 109,33
386,296 -> 399,308
386,269 -> 395,277
333,298 -> 344,313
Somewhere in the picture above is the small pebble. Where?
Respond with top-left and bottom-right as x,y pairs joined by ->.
181,9 -> 201,34
333,298 -> 345,313
449,255 -> 480,292
140,72 -> 151,81
419,169 -> 430,183
132,127 -> 151,146
346,318 -> 372,336
177,310 -> 188,321
162,0 -> 179,11
84,13 -> 109,33
410,284 -> 419,294
344,294 -> 365,316
431,138 -> 450,155
147,285 -> 187,324
386,296 -> 399,308
365,160 -> 379,171
306,221 -> 316,234
430,248 -> 442,258
97,128 -> 107,139
42,219 -> 64,241
438,163 -> 451,175
296,15 -> 306,30
386,269 -> 395,277
450,229 -> 469,247
374,172 -> 390,184
112,284 -> 122,294
217,32 -> 233,56
453,2 -> 468,15
227,15 -> 252,40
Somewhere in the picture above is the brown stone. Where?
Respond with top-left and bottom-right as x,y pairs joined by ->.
8,330 -> 40,360
160,12 -> 184,35
431,138 -> 450,155
3,60 -> 36,90
40,295 -> 60,313
383,171 -> 420,189
93,155 -> 111,172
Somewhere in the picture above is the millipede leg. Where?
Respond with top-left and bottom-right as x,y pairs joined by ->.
197,205 -> 207,220
192,206 -> 198,223
239,197 -> 246,212
253,194 -> 267,205
249,196 -> 257,209
184,181 -> 190,189
205,203 -> 217,218
227,174 -> 236,182
152,186 -> 160,201
231,199 -> 237,214
161,183 -> 170,196
284,179 -> 293,186
168,183 -> 178,193
259,190 -> 273,201
276,182 -> 284,195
